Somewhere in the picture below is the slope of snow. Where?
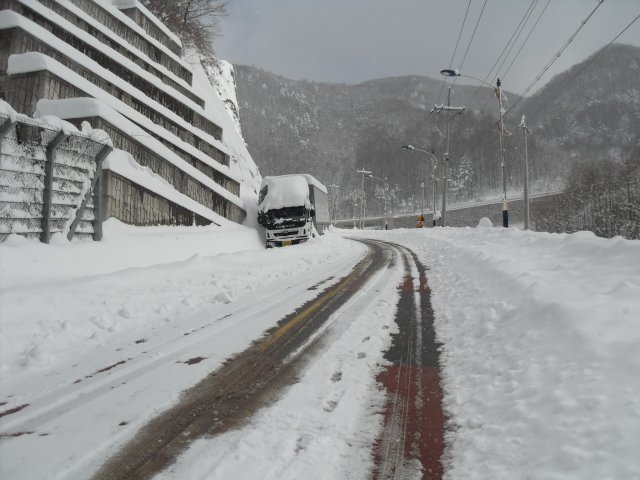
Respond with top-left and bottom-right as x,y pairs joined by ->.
201,57 -> 243,137
187,51 -> 262,227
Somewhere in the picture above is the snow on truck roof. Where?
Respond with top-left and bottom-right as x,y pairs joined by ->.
257,175 -> 326,212
260,174 -> 327,194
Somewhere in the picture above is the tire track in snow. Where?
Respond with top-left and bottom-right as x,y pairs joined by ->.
91,240 -> 392,480
371,243 -> 446,480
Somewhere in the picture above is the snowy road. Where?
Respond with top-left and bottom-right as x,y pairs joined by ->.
3,223 -> 638,480
94,239 -> 395,479
2,232 -> 436,480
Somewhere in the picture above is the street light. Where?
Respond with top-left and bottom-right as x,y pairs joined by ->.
366,174 -> 389,229
401,145 -> 438,226
440,69 -> 509,227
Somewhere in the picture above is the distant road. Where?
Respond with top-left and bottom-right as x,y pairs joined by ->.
334,190 -> 564,229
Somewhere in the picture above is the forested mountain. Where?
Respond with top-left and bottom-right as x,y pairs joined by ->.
233,44 -> 640,217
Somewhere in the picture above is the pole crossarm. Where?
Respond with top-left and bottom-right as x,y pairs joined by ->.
431,105 -> 466,113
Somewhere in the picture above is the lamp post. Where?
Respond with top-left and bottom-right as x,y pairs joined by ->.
401,145 -> 439,226
366,174 -> 389,229
440,69 -> 509,227
355,168 -> 372,229
519,115 -> 530,230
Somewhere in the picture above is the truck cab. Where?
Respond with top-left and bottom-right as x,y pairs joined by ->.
257,175 -> 329,248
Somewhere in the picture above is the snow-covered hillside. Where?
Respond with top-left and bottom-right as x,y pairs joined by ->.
189,52 -> 262,223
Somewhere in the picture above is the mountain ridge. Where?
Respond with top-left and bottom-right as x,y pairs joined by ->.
233,44 -> 639,215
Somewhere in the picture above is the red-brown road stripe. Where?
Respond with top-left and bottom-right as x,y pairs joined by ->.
371,244 -> 446,479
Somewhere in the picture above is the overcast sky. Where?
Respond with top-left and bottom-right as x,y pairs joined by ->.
216,0 -> 640,95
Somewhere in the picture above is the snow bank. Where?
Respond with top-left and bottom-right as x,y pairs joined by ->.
0,229 -> 366,479
348,227 -> 640,479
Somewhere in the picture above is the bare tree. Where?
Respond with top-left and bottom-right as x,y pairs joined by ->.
141,0 -> 227,53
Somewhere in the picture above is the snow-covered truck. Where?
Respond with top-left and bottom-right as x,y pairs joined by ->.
257,174 -> 330,247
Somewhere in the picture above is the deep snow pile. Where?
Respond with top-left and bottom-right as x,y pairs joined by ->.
356,227 -> 640,479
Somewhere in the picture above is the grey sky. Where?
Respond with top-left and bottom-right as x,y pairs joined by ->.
217,0 -> 640,96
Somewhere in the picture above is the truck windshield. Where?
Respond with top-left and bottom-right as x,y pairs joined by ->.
262,206 -> 308,228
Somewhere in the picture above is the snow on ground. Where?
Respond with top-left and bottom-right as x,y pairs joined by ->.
2,221 -> 639,479
0,221 -> 366,479
353,226 -> 640,480
154,242 -> 403,480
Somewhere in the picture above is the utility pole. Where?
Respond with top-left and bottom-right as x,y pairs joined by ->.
431,150 -> 437,227
328,184 -> 342,225
356,168 -> 372,229
519,115 -> 530,230
497,78 -> 508,228
431,87 -> 465,227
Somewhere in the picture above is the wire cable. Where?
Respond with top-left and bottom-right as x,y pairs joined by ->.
457,0 -> 489,72
526,12 -> 640,117
507,0 -> 606,113
477,0 -> 547,110
464,0 -> 538,107
494,0 -> 540,81
436,0 -> 473,105
451,0 -> 489,95
501,0 -> 552,82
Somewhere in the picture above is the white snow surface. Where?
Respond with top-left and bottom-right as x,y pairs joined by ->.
258,175 -> 312,212
352,227 -> 640,480
201,57 -> 243,137
0,223 -> 367,480
187,51 -> 262,223
2,224 -> 639,480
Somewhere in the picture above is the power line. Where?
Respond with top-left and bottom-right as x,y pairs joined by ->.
526,12 -> 640,118
457,0 -> 488,72
494,0 -> 540,81
507,0 -> 606,114
477,0 -> 547,110
436,0 -> 473,105
465,0 -> 539,106
452,0 -> 489,94
450,0 -> 473,68
501,0 -> 552,82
